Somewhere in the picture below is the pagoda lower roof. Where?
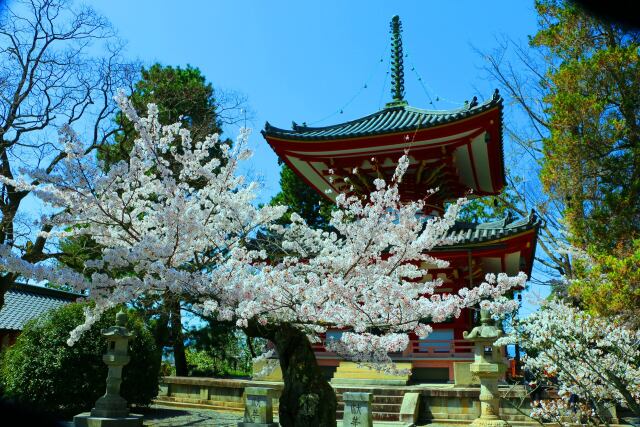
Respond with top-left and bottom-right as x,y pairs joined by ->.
430,211 -> 541,278
438,211 -> 541,249
263,96 -> 502,141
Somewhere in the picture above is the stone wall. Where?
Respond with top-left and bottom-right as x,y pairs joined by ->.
156,377 -> 539,425
419,386 -> 533,424
157,377 -> 283,413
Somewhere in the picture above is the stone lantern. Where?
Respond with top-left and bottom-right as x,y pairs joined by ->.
74,310 -> 143,427
463,308 -> 507,427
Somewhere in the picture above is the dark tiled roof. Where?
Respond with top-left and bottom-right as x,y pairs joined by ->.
262,96 -> 502,141
0,284 -> 80,331
438,211 -> 541,248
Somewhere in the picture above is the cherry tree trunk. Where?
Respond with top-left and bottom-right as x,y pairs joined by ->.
169,299 -> 188,376
250,324 -> 337,427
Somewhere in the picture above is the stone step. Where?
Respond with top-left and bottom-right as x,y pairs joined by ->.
427,411 -> 532,423
337,402 -> 402,412
336,393 -> 403,403
335,387 -> 407,423
337,410 -> 399,422
332,379 -> 410,387
334,387 -> 407,396
426,412 -> 477,421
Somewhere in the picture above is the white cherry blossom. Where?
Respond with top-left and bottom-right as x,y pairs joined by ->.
498,300 -> 640,422
0,95 -> 525,362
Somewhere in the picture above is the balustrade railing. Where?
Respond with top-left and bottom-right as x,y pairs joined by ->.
411,338 -> 473,357
311,337 -> 474,359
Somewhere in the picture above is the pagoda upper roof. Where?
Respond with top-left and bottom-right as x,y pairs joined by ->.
263,95 -> 502,141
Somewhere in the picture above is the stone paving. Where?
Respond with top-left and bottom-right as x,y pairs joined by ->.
58,405 -> 243,427
139,404 -> 243,426
57,404 -> 414,426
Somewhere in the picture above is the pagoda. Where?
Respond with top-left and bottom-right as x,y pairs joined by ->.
262,16 -> 540,385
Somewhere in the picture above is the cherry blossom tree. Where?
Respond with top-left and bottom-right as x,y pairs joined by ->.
0,95 -> 526,426
499,300 -> 640,426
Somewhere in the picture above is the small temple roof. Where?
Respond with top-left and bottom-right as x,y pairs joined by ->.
439,211 -> 541,248
263,95 -> 502,141
0,284 -> 80,331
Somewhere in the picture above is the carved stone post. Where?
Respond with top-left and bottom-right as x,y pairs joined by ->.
238,387 -> 278,427
74,311 -> 143,427
342,392 -> 373,427
464,309 -> 507,427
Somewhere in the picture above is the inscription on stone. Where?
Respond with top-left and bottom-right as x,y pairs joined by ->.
238,387 -> 278,427
342,392 -> 373,427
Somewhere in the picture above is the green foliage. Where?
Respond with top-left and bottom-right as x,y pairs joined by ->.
0,303 -> 160,416
58,234 -> 108,278
185,320 -> 262,377
533,0 -> 640,252
185,349 -> 249,377
569,240 -> 640,324
457,191 -> 517,223
270,164 -> 333,229
185,349 -> 218,376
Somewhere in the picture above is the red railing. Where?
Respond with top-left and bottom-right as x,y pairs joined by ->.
410,338 -> 474,357
311,337 -> 474,359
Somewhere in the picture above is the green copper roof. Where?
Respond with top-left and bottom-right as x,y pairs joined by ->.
262,94 -> 502,141
437,211 -> 541,248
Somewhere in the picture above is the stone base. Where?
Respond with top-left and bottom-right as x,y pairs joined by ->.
73,412 -> 143,427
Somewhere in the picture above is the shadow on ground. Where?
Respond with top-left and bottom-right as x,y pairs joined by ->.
0,398 -> 67,427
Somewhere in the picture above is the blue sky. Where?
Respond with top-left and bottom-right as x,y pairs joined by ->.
91,0 -> 539,201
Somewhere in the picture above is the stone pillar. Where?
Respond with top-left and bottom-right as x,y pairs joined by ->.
238,387 -> 278,427
74,311 -> 143,427
463,309 -> 507,427
342,392 -> 373,427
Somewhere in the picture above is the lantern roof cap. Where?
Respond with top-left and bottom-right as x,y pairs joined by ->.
464,309 -> 502,341
102,326 -> 134,338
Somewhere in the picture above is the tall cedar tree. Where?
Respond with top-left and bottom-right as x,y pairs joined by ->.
101,64 -> 226,166
534,0 -> 640,252
499,0 -> 640,318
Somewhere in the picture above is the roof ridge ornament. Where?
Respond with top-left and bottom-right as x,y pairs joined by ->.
385,15 -> 408,108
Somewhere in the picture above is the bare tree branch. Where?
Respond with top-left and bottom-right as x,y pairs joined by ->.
0,0 -> 137,308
